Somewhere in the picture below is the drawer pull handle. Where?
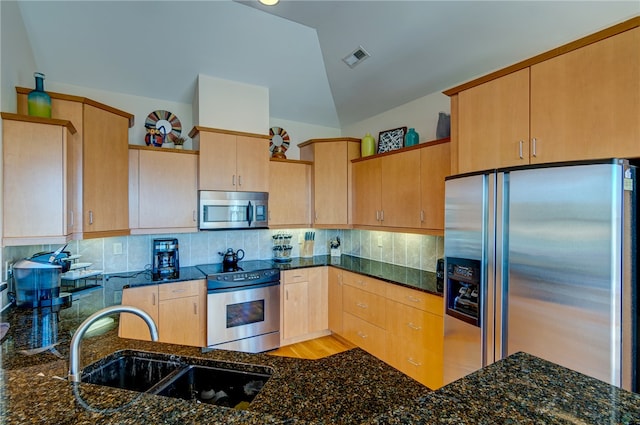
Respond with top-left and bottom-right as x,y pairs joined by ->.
407,322 -> 422,331
357,331 -> 368,339
357,280 -> 366,286
356,302 -> 368,309
406,295 -> 421,303
407,358 -> 422,367
172,289 -> 186,293
194,302 -> 197,315
152,293 -> 156,306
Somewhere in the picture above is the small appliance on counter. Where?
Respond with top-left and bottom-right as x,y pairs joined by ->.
152,238 -> 179,281
10,245 -> 72,311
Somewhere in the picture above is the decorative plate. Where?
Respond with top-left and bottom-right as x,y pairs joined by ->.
144,110 -> 182,144
269,127 -> 290,158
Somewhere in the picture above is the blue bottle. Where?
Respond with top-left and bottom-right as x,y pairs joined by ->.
28,72 -> 52,118
405,128 -> 419,147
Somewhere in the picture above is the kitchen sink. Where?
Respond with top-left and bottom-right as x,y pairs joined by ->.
81,351 -> 184,393
80,350 -> 272,408
153,364 -> 270,408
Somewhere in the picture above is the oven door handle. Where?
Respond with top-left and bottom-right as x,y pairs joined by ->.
247,201 -> 253,227
207,280 -> 280,294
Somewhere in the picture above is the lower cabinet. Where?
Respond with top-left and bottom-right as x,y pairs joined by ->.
338,269 -> 444,389
280,267 -> 330,345
119,279 -> 207,347
327,267 -> 343,335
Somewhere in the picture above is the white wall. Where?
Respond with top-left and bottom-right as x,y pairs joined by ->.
195,74 -> 269,135
342,91 -> 451,145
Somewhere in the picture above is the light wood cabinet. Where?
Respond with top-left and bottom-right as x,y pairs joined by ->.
17,88 -> 134,239
119,279 -> 206,347
299,138 -> 361,228
1,113 -> 76,246
420,141 -> 451,231
353,150 -> 421,228
190,126 -> 270,192
268,159 -> 311,227
280,267 -> 330,345
327,267 -> 343,335
449,22 -> 640,173
385,283 -> 444,389
129,146 -> 198,234
352,140 -> 450,234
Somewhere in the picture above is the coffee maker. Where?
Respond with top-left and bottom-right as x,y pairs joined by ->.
152,238 -> 179,281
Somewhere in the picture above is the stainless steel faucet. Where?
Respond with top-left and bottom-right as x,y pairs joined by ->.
68,305 -> 159,383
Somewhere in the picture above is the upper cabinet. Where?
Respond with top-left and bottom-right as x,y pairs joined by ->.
352,140 -> 451,235
268,159 -> 312,228
17,87 -> 134,239
129,146 -> 198,234
299,138 -> 361,228
190,126 -> 270,192
1,113 -> 76,246
446,19 -> 640,174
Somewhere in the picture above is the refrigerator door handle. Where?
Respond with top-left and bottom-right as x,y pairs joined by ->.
493,172 -> 507,364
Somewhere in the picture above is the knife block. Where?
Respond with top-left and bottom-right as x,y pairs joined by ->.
301,240 -> 314,258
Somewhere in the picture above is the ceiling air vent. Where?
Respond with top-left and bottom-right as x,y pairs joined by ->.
342,46 -> 370,69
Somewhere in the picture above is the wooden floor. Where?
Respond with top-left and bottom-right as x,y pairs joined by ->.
268,335 -> 356,360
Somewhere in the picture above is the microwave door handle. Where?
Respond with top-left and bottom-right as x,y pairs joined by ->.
247,201 -> 253,227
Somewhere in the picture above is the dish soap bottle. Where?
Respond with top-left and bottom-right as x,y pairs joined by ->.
361,133 -> 375,157
27,72 -> 52,118
405,128 -> 419,147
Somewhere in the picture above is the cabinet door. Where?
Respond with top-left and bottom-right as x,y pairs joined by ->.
83,104 -> 130,235
269,161 -> 311,226
282,280 -> 309,340
236,136 -> 269,192
420,142 -> 450,231
328,267 -> 343,335
199,132 -> 236,190
352,159 -> 381,226
458,68 -> 530,173
137,150 -> 198,230
313,142 -> 348,225
2,120 -> 70,242
158,295 -> 202,346
381,150 -> 421,228
307,267 -> 328,333
530,27 -> 640,163
119,285 -> 159,341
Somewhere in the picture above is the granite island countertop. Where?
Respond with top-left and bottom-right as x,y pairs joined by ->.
1,308 -> 638,424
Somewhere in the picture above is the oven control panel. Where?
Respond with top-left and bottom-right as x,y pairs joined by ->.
208,268 -> 280,290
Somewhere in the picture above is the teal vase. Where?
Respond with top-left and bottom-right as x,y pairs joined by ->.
28,72 -> 52,118
361,133 -> 375,157
405,128 -> 419,147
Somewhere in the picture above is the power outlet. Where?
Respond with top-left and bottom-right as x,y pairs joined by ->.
377,235 -> 383,247
112,242 -> 123,255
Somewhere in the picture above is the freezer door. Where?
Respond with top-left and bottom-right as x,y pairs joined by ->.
443,173 -> 496,384
502,162 -> 630,389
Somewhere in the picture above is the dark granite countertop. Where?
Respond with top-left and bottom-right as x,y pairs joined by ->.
1,306 -> 639,423
108,255 -> 442,297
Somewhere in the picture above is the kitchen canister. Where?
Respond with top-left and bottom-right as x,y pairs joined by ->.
405,128 -> 419,147
27,72 -> 52,118
361,133 -> 375,157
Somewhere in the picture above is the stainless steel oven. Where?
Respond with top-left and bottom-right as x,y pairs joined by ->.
197,261 -> 280,353
199,191 -> 268,230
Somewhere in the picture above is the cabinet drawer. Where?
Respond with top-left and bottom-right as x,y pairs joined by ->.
343,312 -> 386,360
385,284 -> 443,316
386,301 -> 443,352
342,271 -> 386,296
386,332 -> 443,389
159,280 -> 201,300
343,284 -> 386,328
283,269 -> 309,284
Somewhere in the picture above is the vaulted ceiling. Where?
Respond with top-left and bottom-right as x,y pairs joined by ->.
15,1 -> 639,128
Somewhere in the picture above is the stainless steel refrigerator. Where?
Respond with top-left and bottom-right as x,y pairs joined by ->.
443,159 -> 637,392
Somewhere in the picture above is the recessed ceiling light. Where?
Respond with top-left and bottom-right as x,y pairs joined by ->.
342,46 -> 370,69
259,0 -> 279,5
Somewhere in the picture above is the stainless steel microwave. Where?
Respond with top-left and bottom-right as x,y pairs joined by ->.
199,191 -> 268,230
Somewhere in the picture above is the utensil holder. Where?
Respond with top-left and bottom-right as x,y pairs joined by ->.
301,240 -> 315,258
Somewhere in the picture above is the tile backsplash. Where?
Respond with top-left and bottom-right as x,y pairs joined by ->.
2,229 -> 443,275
